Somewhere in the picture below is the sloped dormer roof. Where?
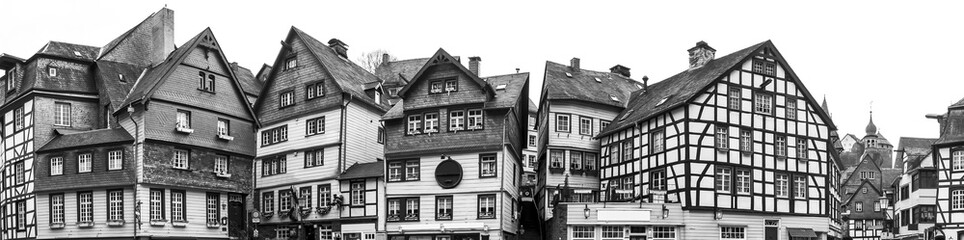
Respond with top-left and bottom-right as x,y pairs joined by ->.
542,61 -> 641,108
382,72 -> 529,120
37,41 -> 100,62
936,97 -> 964,146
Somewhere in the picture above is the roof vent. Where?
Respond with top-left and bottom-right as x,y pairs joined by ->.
73,51 -> 82,57
118,74 -> 126,82
635,83 -> 642,89
594,77 -> 602,83
655,96 -> 670,106
565,72 -> 573,78
609,94 -> 620,102
495,84 -> 507,90
619,109 -> 634,121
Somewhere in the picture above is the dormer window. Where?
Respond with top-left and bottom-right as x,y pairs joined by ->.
430,81 -> 443,94
47,67 -> 57,77
118,74 -> 126,82
285,57 -> 298,70
6,68 -> 16,92
198,71 -> 215,92
444,80 -> 458,92
375,90 -> 382,104
407,115 -> 423,135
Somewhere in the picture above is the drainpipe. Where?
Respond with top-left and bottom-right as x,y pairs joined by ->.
340,94 -> 353,173
128,104 -> 139,239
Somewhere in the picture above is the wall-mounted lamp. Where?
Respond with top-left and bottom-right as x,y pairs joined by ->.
584,204 -> 591,219
714,209 -> 723,220
662,205 -> 669,219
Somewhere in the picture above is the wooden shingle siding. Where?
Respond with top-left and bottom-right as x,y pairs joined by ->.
384,109 -> 506,157
143,102 -> 256,156
344,102 -> 384,169
131,187 -> 229,238
401,64 -> 487,111
151,54 -> 252,121
257,109 -> 340,158
257,179 -> 341,224
256,35 -> 343,127
386,151 -> 504,195
35,189 -> 136,239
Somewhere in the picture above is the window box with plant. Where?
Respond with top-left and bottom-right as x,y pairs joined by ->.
49,222 -> 65,229
107,219 -> 125,226
175,110 -> 194,133
77,221 -> 94,228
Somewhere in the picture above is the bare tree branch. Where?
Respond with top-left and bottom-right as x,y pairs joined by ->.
356,49 -> 398,73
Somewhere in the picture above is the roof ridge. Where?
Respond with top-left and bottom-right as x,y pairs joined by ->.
483,72 -> 529,78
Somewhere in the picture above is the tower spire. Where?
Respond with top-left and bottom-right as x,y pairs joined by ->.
865,103 -> 877,137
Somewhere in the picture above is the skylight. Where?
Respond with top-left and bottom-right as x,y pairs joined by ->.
609,94 -> 620,102
594,77 -> 602,83
565,72 -> 573,78
495,84 -> 507,90
655,96 -> 670,106
73,51 -> 82,57
619,109 -> 634,121
635,84 -> 642,89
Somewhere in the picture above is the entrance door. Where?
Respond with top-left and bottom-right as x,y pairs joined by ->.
228,194 -> 246,240
765,227 -> 778,240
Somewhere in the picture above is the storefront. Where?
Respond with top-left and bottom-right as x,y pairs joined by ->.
388,223 -> 491,240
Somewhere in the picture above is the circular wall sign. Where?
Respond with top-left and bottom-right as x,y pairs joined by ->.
435,159 -> 463,188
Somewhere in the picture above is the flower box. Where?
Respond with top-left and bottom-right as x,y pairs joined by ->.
172,221 -> 188,227
49,223 -> 65,229
107,220 -> 125,226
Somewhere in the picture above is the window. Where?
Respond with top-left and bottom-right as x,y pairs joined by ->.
796,138 -> 808,159
150,189 -> 165,221
108,190 -> 124,222
449,110 -> 465,131
424,113 -> 439,133
14,107 -> 24,131
50,194 -> 65,224
305,149 -> 324,167
262,155 -> 287,176
318,184 -> 331,207
728,86 -> 741,110
716,167 -> 731,192
6,68 -> 15,92
775,135 -> 787,157
754,93 -> 773,115
388,159 -> 420,181
176,110 -> 191,129
78,153 -> 92,173
444,79 -> 458,92
874,201 -> 881,212
610,143 -> 620,164
602,226 -> 624,239
584,153 -> 597,171
794,176 -> 808,198
14,161 -> 24,184
351,181 -> 365,206
171,190 -> 185,222
572,225 -> 595,239
306,82 -> 325,99
652,129 -> 665,152
736,169 -> 751,194
786,98 -> 797,119
716,125 -> 729,149
529,155 -> 537,169
206,193 -> 220,225
319,225 -> 333,240
652,226 -> 676,239
579,117 -> 592,135
262,192 -> 276,214
16,200 -> 25,229
601,120 -> 611,131
550,150 -> 564,169
467,109 -> 483,130
388,197 -> 421,222
54,102 -> 70,126
378,127 -> 385,144
407,115 -> 423,135
651,169 -> 667,190
285,57 -> 297,70
918,205 -> 937,223
50,157 -> 63,175
478,195 -> 496,219
570,151 -> 582,170
752,59 -> 776,76
529,135 -> 536,147
436,196 -> 453,220
430,81 -> 443,93
173,149 -> 189,169
261,125 -> 289,146
375,91 -> 382,103
280,190 -> 293,212
916,170 -> 938,189
622,140 -> 633,161
277,228 -> 291,240
108,150 -> 123,170
720,226 -> 746,239
217,119 -> 230,137
280,91 -> 294,108
556,114 -> 570,132
776,174 -> 789,197
198,72 -> 215,92
739,129 -> 752,152
78,192 -> 93,223
953,190 -> 964,210
215,155 -> 229,175
406,198 -> 420,221
48,66 -> 57,76
480,154 -> 497,178
856,202 -> 863,212
954,151 -> 964,171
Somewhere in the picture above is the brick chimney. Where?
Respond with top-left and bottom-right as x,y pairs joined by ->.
152,8 -> 175,66
468,56 -> 481,76
688,41 -> 716,69
609,64 -> 630,78
570,58 -> 580,72
382,53 -> 391,66
328,38 -> 348,58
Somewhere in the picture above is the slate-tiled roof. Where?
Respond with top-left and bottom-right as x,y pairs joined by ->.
231,62 -> 262,97
339,162 -> 384,180
542,61 -> 641,109
896,137 -> 937,156
382,72 -> 529,120
600,41 -> 768,136
375,58 -> 429,86
95,60 -> 142,108
528,99 -> 537,113
38,41 -> 100,62
120,28 -> 206,108
291,27 -> 388,111
881,168 -> 902,189
38,128 -> 133,152
936,101 -> 964,145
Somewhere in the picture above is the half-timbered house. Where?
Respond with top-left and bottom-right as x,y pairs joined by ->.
842,181 -> 887,239
380,49 -> 528,240
534,59 -> 641,224
892,138 -> 938,240
931,98 -> 964,240
252,27 -> 388,240
588,40 -> 838,240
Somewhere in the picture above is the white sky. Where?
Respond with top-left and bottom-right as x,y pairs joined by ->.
3,0 -> 963,142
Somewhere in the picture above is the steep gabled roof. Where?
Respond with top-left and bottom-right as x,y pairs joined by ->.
338,162 -> 384,180
231,62 -> 262,97
528,99 -> 538,114
289,27 -> 388,111
541,61 -> 641,109
382,72 -> 529,120
600,40 -> 837,137
37,41 -> 100,62
396,48 -> 495,99
118,28 -> 258,124
896,137 -> 938,156
95,60 -> 142,108
842,153 -> 884,187
0,53 -> 25,69
37,128 -> 133,152
936,100 -> 964,145
842,179 -> 883,206
375,57 -> 429,86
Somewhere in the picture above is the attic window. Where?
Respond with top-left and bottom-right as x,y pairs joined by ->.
47,67 -> 57,77
495,84 -> 507,90
594,77 -> 602,83
73,51 -> 82,57
655,96 -> 670,106
118,74 -> 126,82
565,72 -> 573,78
609,95 -> 620,102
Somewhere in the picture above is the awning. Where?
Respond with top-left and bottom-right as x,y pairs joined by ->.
787,228 -> 818,238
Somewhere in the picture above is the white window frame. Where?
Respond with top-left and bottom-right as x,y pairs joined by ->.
215,155 -> 229,175
206,193 -> 219,225
652,130 -> 665,152
716,167 -> 731,192
776,174 -> 789,197
775,136 -> 787,157
173,149 -> 189,169
797,138 -> 808,159
171,191 -> 185,222
351,182 -> 365,206
556,114 -> 570,132
720,226 -> 746,239
794,176 -> 808,199
450,110 -> 465,131
280,91 -> 294,107
217,119 -> 230,136
601,226 -> 624,240
652,226 -> 677,240
150,189 -> 164,221
280,190 -> 292,211
176,110 -> 191,129
786,98 -> 797,119
954,151 -> 964,171
108,190 -> 123,221
51,194 -> 65,224
54,102 -> 70,126
50,157 -> 63,175
739,129 -> 752,152
735,169 -> 751,194
754,93 -> 773,115
467,109 -> 483,130
424,112 -> 439,133
579,116 -> 592,135
78,153 -> 92,173
728,86 -> 741,110
572,225 -> 595,240
108,150 -> 123,170
952,190 -> 964,210
78,192 -> 93,223
407,115 -> 422,135
716,125 -> 729,149
480,155 -> 497,177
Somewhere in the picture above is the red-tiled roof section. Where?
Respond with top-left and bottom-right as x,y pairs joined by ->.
543,61 -> 641,109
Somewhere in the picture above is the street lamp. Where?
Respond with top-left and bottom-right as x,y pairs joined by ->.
714,209 -> 723,220
584,205 -> 591,219
662,205 -> 669,219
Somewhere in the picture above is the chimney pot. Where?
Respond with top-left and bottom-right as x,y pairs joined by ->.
609,64 -> 631,78
469,56 -> 481,76
570,58 -> 580,72
642,75 -> 649,92
328,38 -> 348,58
688,41 -> 716,69
382,53 -> 390,66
